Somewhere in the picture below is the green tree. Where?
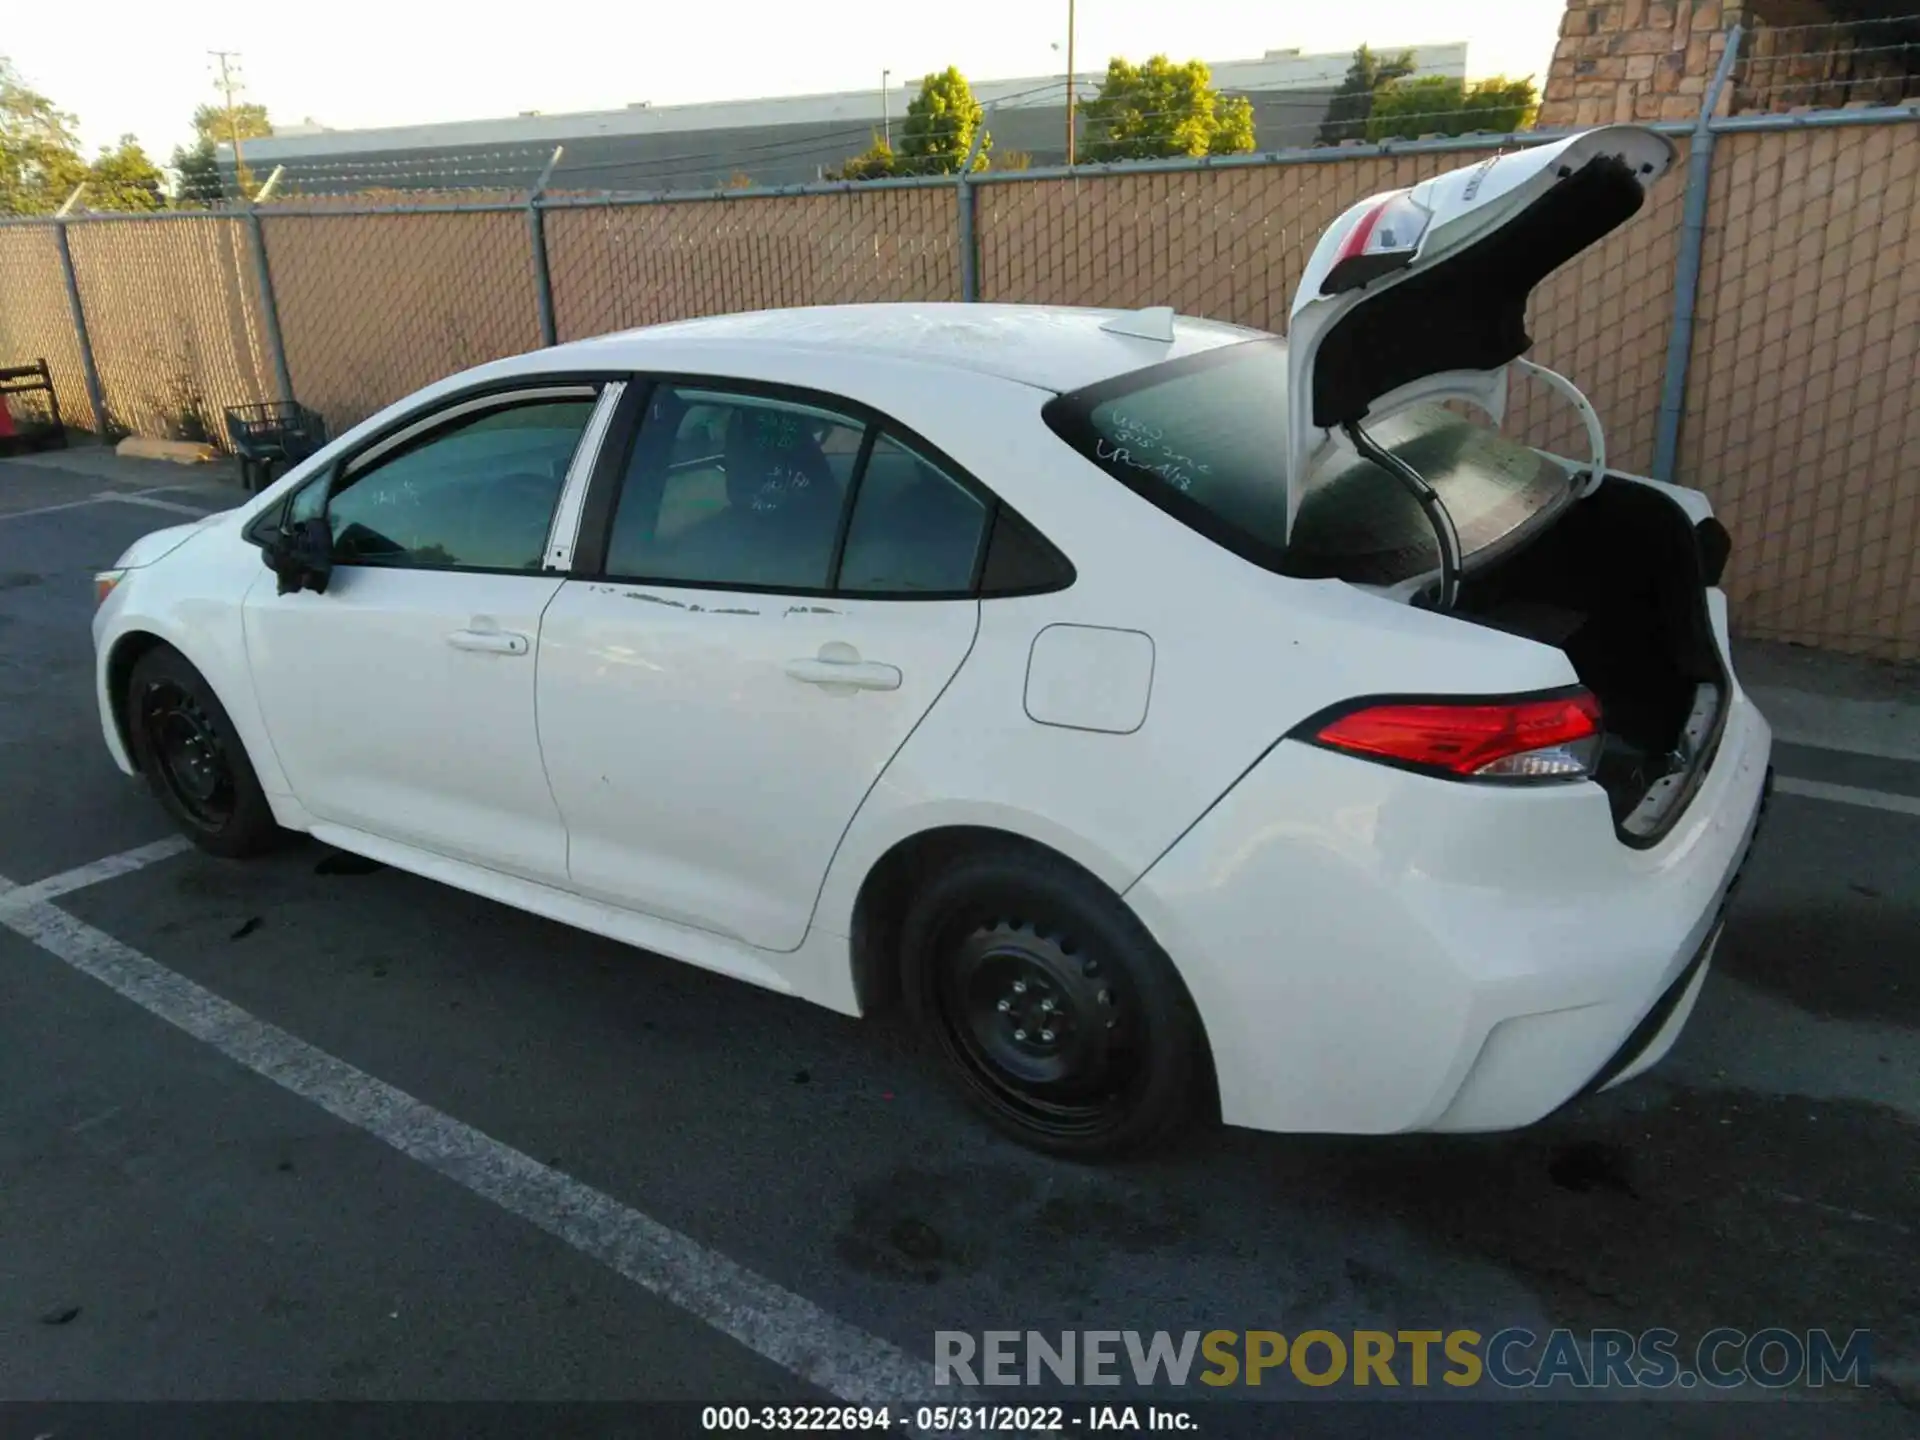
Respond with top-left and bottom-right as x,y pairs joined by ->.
1317,45 -> 1417,145
169,140 -> 223,205
86,135 -> 165,211
0,58 -> 86,214
1365,74 -> 1539,141
191,100 -> 273,146
171,102 -> 273,206
898,66 -> 988,175
827,133 -> 898,181
1080,56 -> 1255,163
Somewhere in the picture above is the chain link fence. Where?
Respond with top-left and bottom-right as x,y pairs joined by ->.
63,216 -> 275,443
0,64 -> 1914,657
0,226 -> 95,430
261,208 -> 541,430
544,186 -> 961,341
1684,121 -> 1920,658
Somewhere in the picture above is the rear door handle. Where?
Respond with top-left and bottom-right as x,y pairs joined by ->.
784,657 -> 902,691
447,628 -> 529,655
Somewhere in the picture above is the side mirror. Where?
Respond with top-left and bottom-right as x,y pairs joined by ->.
264,517 -> 334,595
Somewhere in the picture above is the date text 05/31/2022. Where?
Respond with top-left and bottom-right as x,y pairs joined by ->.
701,1405 -> 1194,1432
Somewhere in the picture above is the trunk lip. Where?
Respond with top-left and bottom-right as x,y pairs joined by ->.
1595,477 -> 1733,851
1461,473 -> 1733,849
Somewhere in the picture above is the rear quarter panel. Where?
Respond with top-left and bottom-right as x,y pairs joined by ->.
809,374 -> 1586,955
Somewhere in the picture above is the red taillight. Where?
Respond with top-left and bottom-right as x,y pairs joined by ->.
1312,691 -> 1604,781
1322,191 -> 1432,294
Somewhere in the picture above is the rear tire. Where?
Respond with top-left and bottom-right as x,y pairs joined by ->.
900,845 -> 1209,1159
126,645 -> 283,859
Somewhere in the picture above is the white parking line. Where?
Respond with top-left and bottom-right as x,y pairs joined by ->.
1773,776 -> 1920,818
97,492 -> 221,517
0,487 -> 222,524
0,494 -> 119,522
0,841 -> 931,1402
0,835 -> 192,909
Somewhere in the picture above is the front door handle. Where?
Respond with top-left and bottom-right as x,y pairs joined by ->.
447,628 -> 529,655
784,654 -> 901,692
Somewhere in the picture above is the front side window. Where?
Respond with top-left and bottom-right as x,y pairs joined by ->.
1045,340 -> 1570,583
325,397 -> 595,571
606,387 -> 868,591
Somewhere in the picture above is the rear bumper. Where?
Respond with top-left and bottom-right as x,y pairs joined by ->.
1570,760 -> 1772,1100
1126,682 -> 1774,1136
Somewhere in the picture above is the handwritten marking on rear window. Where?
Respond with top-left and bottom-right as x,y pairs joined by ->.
1097,412 -> 1214,492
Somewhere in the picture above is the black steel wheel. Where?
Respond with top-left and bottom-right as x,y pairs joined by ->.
125,644 -> 283,858
139,678 -> 236,830
902,845 -> 1209,1158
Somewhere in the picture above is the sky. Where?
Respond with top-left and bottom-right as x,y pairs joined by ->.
7,0 -> 1564,162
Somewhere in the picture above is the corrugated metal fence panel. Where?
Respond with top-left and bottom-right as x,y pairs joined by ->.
544,187 -> 961,341
65,216 -> 273,445
0,225 -> 96,430
260,210 -> 540,432
1682,123 -> 1920,662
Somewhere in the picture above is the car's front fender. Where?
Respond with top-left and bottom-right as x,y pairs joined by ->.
94,526 -> 296,809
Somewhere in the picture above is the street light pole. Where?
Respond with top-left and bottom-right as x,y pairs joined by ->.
882,69 -> 892,147
1064,0 -> 1077,167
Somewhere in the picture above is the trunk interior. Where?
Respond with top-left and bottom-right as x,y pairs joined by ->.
1454,479 -> 1729,843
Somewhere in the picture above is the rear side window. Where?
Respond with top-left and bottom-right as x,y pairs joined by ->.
838,434 -> 988,594
592,381 -> 1072,599
606,387 -> 867,591
1044,340 -> 1571,582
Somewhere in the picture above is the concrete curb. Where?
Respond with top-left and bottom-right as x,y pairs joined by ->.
115,437 -> 220,465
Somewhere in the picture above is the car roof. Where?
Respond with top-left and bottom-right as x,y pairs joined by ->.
548,303 -> 1270,394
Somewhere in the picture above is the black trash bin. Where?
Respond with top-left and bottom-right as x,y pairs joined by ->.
224,401 -> 329,492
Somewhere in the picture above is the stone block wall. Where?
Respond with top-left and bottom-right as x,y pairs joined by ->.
1538,1 -> 1746,127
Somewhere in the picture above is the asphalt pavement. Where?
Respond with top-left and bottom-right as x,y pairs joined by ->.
1,446 -> 1915,1437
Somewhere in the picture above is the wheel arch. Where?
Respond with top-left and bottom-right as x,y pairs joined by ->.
849,822 -> 1223,1138
99,609 -> 295,812
104,628 -> 173,771
847,822 -> 1171,1019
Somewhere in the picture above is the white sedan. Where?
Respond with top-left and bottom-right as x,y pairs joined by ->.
94,125 -> 1771,1157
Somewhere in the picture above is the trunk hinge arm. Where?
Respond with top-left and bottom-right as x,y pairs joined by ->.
1514,358 -> 1608,498
1341,419 -> 1463,612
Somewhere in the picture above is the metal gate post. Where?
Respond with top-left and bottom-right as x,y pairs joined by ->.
957,123 -> 989,302
245,207 -> 296,404
1652,25 -> 1744,481
529,147 -> 564,347
51,218 -> 109,436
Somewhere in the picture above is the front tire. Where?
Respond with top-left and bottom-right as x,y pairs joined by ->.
126,645 -> 283,859
900,845 -> 1210,1159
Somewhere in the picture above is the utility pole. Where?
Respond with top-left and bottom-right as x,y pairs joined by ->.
209,50 -> 252,200
1064,0 -> 1077,167
882,69 -> 892,147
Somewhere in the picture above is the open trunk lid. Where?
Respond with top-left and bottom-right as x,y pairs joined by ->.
1282,125 -> 1677,541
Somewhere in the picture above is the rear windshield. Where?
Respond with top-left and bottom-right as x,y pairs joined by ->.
1042,338 -> 1574,583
